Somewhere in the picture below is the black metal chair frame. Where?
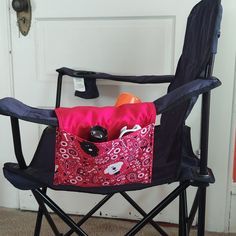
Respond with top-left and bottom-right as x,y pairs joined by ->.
8,52 -> 216,236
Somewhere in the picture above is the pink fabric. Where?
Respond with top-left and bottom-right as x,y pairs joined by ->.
54,103 -> 156,187
55,102 -> 156,140
54,124 -> 155,187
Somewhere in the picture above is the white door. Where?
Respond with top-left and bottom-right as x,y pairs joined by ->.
8,0 -> 236,232
0,0 -> 19,209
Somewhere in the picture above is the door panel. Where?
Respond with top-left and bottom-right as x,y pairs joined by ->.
35,17 -> 175,81
11,0 -> 201,224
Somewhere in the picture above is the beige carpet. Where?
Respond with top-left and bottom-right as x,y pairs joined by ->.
0,207 -> 235,236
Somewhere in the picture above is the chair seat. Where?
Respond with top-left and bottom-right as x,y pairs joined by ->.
3,155 -> 215,194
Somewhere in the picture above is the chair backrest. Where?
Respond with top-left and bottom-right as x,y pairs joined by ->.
156,0 -> 222,176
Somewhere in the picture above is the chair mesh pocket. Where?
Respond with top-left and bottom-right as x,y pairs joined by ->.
54,124 -> 155,187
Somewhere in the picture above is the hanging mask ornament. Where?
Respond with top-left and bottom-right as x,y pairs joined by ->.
12,0 -> 32,36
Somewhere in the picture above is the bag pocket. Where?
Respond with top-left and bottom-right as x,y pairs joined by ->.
54,123 -> 155,187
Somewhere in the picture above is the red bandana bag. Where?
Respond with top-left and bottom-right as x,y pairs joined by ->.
53,103 -> 156,187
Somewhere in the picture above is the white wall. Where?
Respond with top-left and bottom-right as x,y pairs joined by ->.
0,0 -> 19,208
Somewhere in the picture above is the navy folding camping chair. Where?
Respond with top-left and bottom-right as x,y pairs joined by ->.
0,0 -> 222,235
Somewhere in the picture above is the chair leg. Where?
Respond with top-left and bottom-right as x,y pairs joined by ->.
33,187 -> 47,236
34,205 -> 44,236
64,194 -> 114,236
120,192 -> 168,236
125,181 -> 190,236
179,192 -> 183,236
197,186 -> 207,236
179,189 -> 188,236
187,189 -> 199,233
33,189 -> 88,236
32,191 -> 62,236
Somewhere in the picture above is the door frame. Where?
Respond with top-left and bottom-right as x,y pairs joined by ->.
225,56 -> 236,232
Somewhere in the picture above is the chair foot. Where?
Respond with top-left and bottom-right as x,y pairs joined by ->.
179,189 -> 188,236
34,208 -> 44,236
197,186 -> 207,236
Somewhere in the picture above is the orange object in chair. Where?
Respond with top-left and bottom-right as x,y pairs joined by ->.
115,92 -> 141,107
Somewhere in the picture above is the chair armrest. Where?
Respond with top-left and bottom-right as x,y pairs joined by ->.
0,77 -> 221,125
154,77 -> 221,114
56,67 -> 174,84
0,97 -> 58,126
